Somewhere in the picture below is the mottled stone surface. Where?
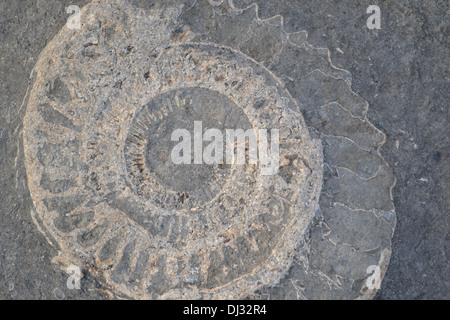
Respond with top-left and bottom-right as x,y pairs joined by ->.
0,0 -> 447,300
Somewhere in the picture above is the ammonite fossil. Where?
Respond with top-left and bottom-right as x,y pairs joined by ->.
23,0 -> 395,299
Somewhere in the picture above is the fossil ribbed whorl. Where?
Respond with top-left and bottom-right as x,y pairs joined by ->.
24,0 -> 395,300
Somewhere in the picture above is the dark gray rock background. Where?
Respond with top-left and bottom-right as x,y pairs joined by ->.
0,0 -> 448,299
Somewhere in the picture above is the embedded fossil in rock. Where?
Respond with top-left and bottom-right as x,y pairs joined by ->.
23,0 -> 395,300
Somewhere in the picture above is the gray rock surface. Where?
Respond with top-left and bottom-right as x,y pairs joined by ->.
0,0 -> 448,299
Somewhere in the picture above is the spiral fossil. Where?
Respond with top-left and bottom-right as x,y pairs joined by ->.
23,0 -> 396,299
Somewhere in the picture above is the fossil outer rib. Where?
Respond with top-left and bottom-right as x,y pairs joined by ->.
23,0 -> 396,300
